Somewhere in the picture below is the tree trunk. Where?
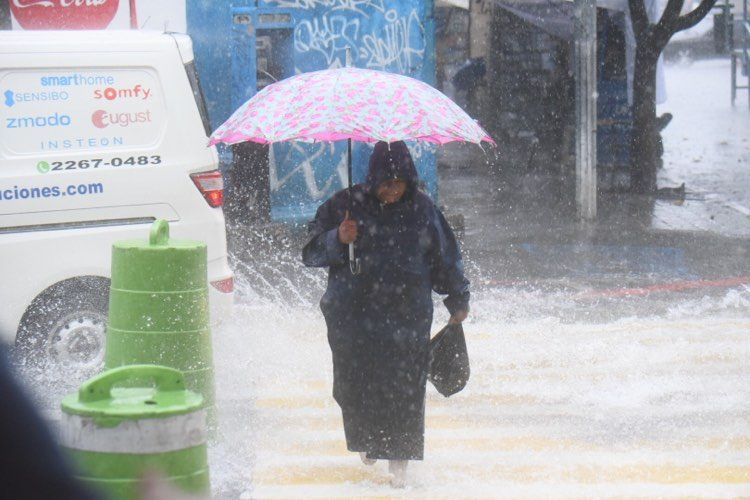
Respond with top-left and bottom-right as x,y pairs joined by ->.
630,41 -> 661,193
627,0 -> 717,193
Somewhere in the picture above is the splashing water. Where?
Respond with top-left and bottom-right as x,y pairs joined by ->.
207,230 -> 750,497
11,223 -> 750,498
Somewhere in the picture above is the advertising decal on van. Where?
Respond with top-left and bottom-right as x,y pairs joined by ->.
4,90 -> 70,105
35,155 -> 161,174
93,85 -> 151,101
91,109 -> 152,128
0,69 -> 165,155
0,182 -> 104,201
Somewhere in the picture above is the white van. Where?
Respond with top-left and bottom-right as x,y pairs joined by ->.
0,30 -> 233,370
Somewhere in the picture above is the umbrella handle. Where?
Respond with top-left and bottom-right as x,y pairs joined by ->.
348,243 -> 361,275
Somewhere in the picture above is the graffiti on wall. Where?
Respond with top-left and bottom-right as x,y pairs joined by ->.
407,140 -> 437,161
269,141 -> 347,199
266,0 -> 385,17
258,0 -> 432,220
361,9 -> 425,72
294,9 -> 425,72
268,139 -> 435,214
294,15 -> 360,67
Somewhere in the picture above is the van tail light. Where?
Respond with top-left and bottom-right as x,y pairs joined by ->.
191,170 -> 224,207
210,277 -> 234,293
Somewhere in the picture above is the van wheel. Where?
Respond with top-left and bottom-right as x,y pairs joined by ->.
15,277 -> 109,371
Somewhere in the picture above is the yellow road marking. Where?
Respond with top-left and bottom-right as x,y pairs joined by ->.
253,463 -> 750,487
570,464 -> 750,484
272,434 -> 750,457
254,392 -> 542,411
278,436 -> 591,456
255,396 -> 336,409
254,465 -> 390,487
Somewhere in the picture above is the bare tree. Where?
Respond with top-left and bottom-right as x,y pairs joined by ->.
628,0 -> 718,192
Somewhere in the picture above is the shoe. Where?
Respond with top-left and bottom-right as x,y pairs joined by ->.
359,452 -> 376,466
388,459 -> 408,488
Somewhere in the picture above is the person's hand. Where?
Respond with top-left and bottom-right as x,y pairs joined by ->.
449,309 -> 468,324
338,211 -> 358,244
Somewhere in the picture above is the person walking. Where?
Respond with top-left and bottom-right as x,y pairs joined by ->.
302,141 -> 470,487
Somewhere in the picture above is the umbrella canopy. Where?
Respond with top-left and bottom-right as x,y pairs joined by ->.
208,67 -> 494,147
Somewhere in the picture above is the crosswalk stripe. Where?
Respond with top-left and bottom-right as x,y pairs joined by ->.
251,463 -> 750,486
236,313 -> 750,496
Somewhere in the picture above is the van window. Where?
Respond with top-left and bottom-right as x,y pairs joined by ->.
0,68 -> 165,156
183,61 -> 211,137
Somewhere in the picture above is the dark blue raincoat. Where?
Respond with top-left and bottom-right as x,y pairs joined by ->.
302,141 -> 470,461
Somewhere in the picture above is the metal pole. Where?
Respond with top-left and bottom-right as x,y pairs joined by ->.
347,136 -> 360,274
574,0 -> 597,220
745,0 -> 750,109
345,47 -> 361,274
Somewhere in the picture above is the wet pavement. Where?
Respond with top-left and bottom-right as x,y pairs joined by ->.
438,149 -> 749,288
215,303 -> 749,498
225,58 -> 750,302
223,57 -> 750,323
17,58 -> 750,498
438,58 -> 749,288
204,57 -> 750,497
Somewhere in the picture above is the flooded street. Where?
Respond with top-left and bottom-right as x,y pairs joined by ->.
2,1 -> 749,497
210,279 -> 750,497
204,57 -> 750,497
11,58 -> 749,498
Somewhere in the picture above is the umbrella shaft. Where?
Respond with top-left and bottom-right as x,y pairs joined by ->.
347,138 -> 353,189
347,138 -> 353,213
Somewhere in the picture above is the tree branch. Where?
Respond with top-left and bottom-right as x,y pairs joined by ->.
628,0 -> 651,38
674,0 -> 719,32
656,0 -> 686,30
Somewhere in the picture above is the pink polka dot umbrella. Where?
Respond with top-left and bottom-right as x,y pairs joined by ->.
208,67 -> 494,147
209,67 -> 494,274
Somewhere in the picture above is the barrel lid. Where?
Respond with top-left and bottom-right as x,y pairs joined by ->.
112,219 -> 206,251
61,365 -> 204,426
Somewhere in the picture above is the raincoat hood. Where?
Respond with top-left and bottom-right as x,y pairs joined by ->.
365,141 -> 419,197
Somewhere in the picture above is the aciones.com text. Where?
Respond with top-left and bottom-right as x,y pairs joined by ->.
0,182 -> 104,201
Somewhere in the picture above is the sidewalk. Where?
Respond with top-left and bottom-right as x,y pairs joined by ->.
437,57 -> 750,285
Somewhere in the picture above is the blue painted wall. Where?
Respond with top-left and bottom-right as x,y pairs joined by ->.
187,0 -> 437,224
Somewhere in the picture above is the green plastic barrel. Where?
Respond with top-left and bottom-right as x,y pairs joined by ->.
104,220 -> 215,410
60,365 -> 209,500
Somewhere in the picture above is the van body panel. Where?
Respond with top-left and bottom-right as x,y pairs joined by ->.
0,204 -> 178,230
0,31 -> 233,349
169,33 -> 196,64
0,215 -> 231,343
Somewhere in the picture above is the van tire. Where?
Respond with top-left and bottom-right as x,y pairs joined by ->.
15,276 -> 109,371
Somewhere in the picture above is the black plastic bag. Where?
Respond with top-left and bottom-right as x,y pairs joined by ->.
428,324 -> 470,397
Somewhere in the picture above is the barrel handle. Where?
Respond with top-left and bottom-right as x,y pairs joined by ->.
150,219 -> 170,246
78,365 -> 185,403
